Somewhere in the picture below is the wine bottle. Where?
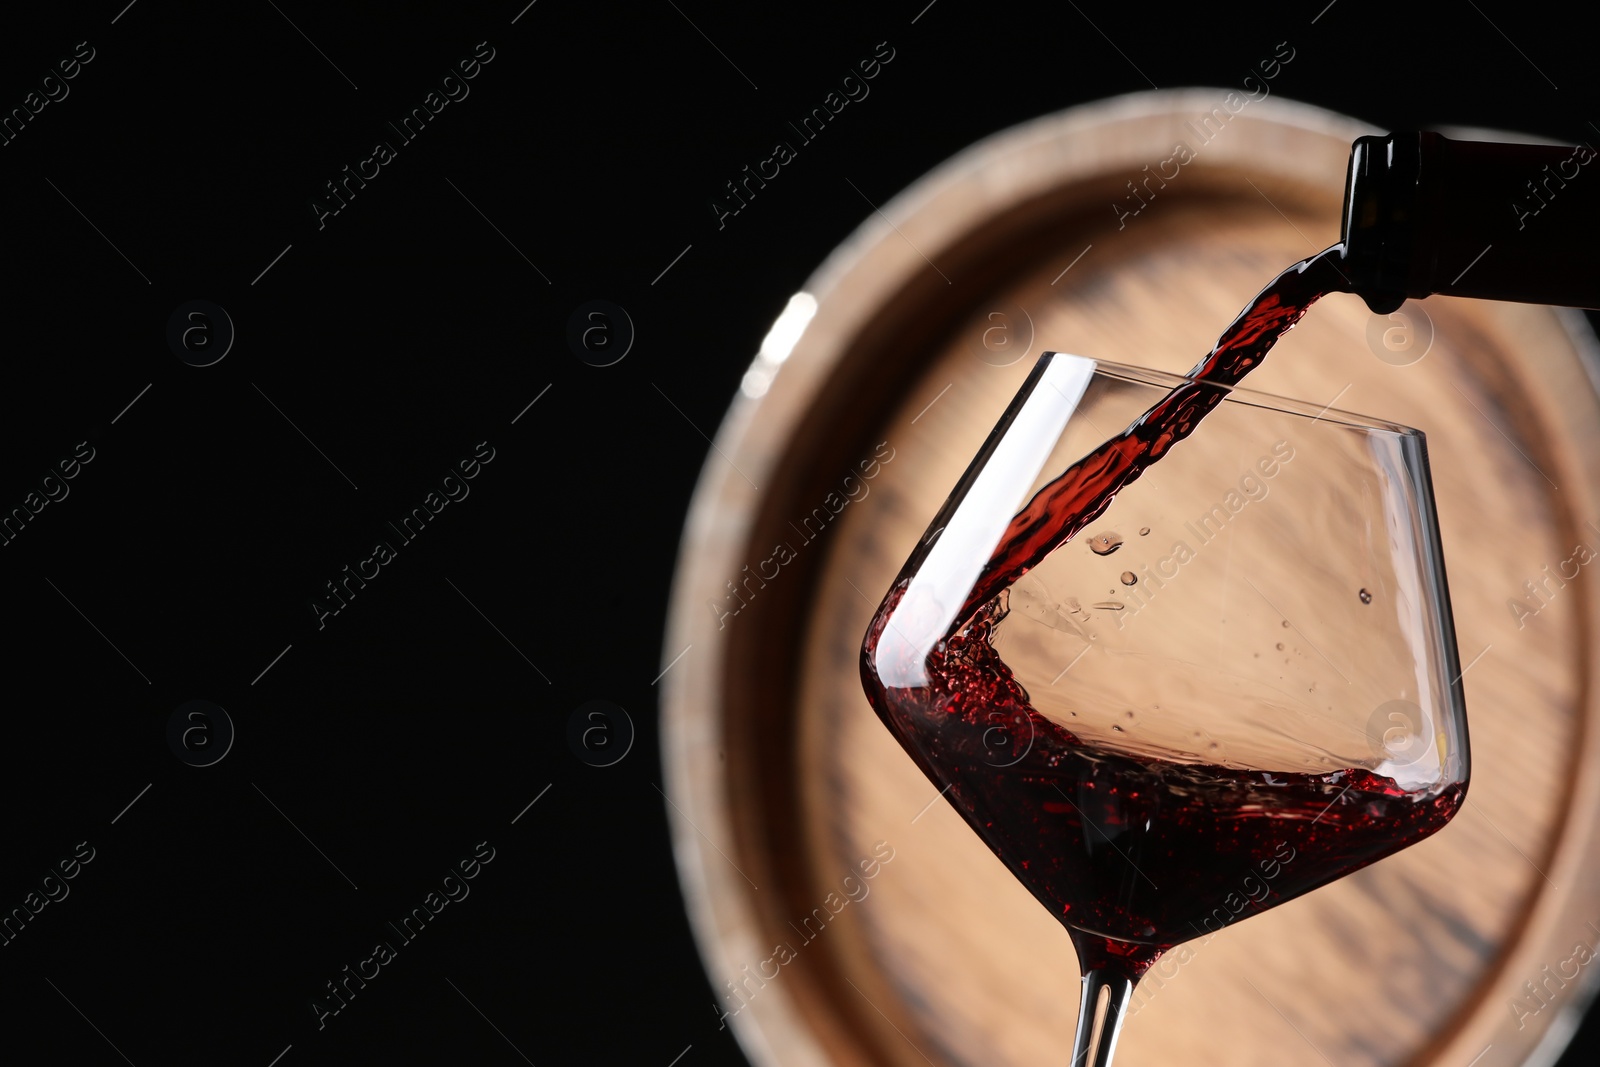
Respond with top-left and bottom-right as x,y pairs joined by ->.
1340,130 -> 1600,313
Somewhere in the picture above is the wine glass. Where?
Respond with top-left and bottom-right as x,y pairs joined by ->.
858,352 -> 1470,1066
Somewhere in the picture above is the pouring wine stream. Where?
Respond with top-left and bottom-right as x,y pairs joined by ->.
958,243 -> 1352,623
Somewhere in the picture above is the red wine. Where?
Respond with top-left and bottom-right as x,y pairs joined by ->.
861,245 -> 1466,979
864,590 -> 1463,977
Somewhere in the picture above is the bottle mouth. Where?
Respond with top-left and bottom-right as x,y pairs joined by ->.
1341,132 -> 1428,314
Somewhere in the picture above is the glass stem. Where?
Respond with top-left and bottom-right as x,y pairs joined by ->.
1068,966 -> 1136,1067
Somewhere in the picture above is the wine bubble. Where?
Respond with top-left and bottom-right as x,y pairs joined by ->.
1121,571 -> 1138,586
1088,531 -> 1124,555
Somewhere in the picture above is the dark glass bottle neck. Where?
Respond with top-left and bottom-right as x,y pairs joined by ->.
1340,132 -> 1425,314
1340,130 -> 1600,312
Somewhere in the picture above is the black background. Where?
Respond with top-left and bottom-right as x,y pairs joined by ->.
1,1 -> 1597,1064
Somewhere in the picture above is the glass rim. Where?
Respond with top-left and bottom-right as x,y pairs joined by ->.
1049,352 -> 1424,437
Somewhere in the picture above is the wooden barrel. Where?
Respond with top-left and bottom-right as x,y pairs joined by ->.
661,91 -> 1600,1067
